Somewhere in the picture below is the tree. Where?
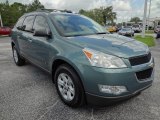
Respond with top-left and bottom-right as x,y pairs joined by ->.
0,1 -> 10,26
0,2 -> 27,26
27,0 -> 44,12
79,6 -> 116,25
0,0 -> 45,26
9,3 -> 28,26
130,17 -> 142,24
101,6 -> 116,25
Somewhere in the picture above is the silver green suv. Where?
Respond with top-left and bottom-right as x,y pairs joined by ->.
11,9 -> 154,107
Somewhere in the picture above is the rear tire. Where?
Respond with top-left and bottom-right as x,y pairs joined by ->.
12,46 -> 25,66
54,64 -> 85,107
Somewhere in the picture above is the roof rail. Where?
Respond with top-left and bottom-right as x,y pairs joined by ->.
36,8 -> 73,13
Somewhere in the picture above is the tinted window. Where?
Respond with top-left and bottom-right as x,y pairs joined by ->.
16,17 -> 25,28
33,16 -> 49,31
133,25 -> 139,27
50,14 -> 106,37
23,16 -> 35,32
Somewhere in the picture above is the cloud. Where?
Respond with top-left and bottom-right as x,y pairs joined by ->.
150,0 -> 160,18
39,0 -> 94,11
1,0 -> 160,23
39,0 -> 133,22
112,0 -> 131,11
39,0 -> 132,12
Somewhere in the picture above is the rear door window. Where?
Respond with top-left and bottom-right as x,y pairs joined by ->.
23,16 -> 35,32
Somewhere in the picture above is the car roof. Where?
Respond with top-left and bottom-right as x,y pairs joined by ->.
23,9 -> 75,17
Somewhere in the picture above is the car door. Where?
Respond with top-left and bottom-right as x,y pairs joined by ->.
20,15 -> 35,59
29,15 -> 53,71
14,16 -> 25,51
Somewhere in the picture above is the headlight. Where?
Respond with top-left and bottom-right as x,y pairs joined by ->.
83,48 -> 127,68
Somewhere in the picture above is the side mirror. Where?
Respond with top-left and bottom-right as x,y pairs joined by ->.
17,26 -> 24,30
33,29 -> 51,38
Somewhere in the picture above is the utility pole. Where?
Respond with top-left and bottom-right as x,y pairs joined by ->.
142,0 -> 148,38
0,14 -> 3,27
147,0 -> 151,31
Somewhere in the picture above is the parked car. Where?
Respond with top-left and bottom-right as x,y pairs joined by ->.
132,24 -> 142,33
11,9 -> 154,107
116,25 -> 123,32
106,26 -> 117,33
156,31 -> 160,39
125,26 -> 132,29
154,25 -> 160,33
118,28 -> 134,37
0,26 -> 11,36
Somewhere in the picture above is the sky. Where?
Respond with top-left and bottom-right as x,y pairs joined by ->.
0,0 -> 160,23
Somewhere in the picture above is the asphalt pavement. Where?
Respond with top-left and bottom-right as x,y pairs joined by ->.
0,36 -> 160,120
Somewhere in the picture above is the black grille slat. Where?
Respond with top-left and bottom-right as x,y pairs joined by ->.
136,68 -> 153,80
129,52 -> 151,66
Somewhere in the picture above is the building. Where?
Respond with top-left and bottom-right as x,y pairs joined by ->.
147,17 -> 160,28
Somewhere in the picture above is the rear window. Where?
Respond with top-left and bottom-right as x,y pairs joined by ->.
22,16 -> 35,32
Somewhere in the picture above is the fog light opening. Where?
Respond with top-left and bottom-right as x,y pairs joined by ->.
98,85 -> 127,95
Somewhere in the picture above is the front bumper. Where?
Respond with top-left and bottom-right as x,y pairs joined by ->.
86,84 -> 152,106
75,57 -> 154,105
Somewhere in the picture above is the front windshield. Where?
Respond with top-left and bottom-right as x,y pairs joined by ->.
133,25 -> 139,27
50,14 -> 107,37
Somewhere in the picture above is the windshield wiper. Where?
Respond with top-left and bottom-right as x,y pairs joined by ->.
65,32 -> 108,37
96,32 -> 108,34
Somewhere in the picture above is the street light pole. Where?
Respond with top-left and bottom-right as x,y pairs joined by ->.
147,0 -> 151,31
142,0 -> 148,38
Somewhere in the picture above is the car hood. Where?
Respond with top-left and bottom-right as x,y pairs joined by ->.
66,34 -> 149,58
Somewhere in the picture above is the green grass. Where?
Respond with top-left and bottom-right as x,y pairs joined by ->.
145,30 -> 154,34
134,35 -> 155,47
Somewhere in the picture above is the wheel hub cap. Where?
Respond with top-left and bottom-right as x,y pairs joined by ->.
57,73 -> 75,101
13,48 -> 18,63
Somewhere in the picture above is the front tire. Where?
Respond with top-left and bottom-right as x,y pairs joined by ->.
54,64 -> 85,107
12,46 -> 25,66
